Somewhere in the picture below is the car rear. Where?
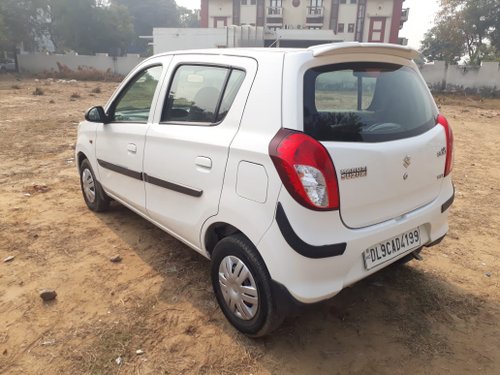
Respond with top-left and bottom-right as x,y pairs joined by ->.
259,44 -> 454,303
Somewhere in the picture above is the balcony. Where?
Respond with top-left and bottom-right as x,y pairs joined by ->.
306,6 -> 324,26
400,7 -> 409,28
266,7 -> 283,27
267,7 -> 283,16
306,6 -> 324,17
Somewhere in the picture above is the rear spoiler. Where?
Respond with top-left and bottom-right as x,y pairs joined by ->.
308,42 -> 419,61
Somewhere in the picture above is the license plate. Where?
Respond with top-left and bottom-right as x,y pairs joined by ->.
363,227 -> 421,270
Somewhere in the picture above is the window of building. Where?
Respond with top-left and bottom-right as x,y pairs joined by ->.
340,0 -> 346,4
309,26 -> 322,30
309,0 -> 323,6
241,0 -> 247,4
270,0 -> 282,7
338,23 -> 344,33
251,0 -> 256,4
348,23 -> 355,33
350,0 -> 357,4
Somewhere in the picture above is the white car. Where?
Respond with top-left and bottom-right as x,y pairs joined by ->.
76,43 -> 454,336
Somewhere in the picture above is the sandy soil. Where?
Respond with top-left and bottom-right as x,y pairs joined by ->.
0,76 -> 499,375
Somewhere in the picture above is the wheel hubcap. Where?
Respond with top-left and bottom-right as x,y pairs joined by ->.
82,168 -> 96,203
218,255 -> 259,320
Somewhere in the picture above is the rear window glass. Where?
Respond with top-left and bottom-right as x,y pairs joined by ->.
303,62 -> 437,142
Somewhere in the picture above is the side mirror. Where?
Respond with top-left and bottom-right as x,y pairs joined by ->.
85,106 -> 109,123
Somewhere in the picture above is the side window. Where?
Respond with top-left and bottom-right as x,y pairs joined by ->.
162,65 -> 245,125
111,65 -> 163,123
216,70 -> 246,122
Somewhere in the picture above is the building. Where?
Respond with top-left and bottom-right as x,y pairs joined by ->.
200,0 -> 409,47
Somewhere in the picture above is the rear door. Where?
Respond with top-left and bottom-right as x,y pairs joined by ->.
300,60 -> 445,228
143,55 -> 257,247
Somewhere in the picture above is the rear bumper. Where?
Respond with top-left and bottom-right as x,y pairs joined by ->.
258,179 -> 454,304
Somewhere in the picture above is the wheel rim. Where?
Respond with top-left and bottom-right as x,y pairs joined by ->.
218,255 -> 259,320
82,168 -> 96,203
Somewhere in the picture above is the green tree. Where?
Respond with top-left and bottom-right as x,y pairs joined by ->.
91,4 -> 135,55
422,0 -> 500,64
179,7 -> 199,28
0,0 -> 46,53
46,0 -> 134,55
421,22 -> 464,64
114,0 -> 180,53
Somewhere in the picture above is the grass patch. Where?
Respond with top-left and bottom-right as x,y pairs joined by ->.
36,62 -> 124,82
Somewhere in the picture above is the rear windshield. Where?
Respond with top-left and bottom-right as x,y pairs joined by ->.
303,62 -> 437,142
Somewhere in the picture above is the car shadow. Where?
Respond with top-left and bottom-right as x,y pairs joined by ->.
93,203 -> 498,374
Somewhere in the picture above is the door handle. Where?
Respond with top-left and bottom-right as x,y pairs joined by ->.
195,156 -> 212,169
127,143 -> 137,153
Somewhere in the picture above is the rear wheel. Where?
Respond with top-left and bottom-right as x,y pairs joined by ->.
211,234 -> 284,337
79,159 -> 110,212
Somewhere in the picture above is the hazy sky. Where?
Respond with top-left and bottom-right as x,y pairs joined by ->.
175,0 -> 440,50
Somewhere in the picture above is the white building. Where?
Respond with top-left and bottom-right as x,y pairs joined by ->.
200,0 -> 409,47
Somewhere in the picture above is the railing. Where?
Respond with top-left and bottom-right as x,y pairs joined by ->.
306,6 -> 324,17
267,7 -> 283,16
401,8 -> 409,21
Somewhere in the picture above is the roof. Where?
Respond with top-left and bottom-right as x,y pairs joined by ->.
146,42 -> 419,62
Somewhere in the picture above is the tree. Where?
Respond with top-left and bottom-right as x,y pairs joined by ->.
0,0 -> 46,53
46,0 -> 134,55
421,22 -> 464,64
114,0 -> 181,53
421,0 -> 500,64
91,4 -> 135,55
179,7 -> 199,28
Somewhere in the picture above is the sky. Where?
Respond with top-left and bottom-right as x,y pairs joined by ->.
175,0 -> 440,50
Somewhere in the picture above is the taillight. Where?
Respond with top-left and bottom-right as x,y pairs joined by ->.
269,128 -> 339,211
437,115 -> 453,177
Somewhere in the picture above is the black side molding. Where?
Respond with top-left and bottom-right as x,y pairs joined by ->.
97,159 -> 142,181
276,203 -> 346,259
97,159 -> 203,197
143,173 -> 203,197
441,187 -> 455,213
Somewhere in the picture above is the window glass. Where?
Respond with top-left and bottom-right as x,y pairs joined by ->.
112,65 -> 163,123
338,23 -> 344,33
348,23 -> 355,33
216,70 -> 246,122
303,62 -> 437,143
162,66 -> 245,124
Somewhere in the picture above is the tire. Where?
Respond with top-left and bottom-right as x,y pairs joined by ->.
211,234 -> 284,337
79,159 -> 110,212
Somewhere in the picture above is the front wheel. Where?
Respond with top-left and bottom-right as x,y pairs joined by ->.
79,159 -> 110,212
211,234 -> 284,337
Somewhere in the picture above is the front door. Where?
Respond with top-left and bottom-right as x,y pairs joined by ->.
95,64 -> 164,212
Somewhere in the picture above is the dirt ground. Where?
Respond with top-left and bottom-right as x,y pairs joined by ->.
0,75 -> 499,375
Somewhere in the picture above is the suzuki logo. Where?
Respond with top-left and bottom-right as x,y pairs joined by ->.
403,155 -> 411,169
